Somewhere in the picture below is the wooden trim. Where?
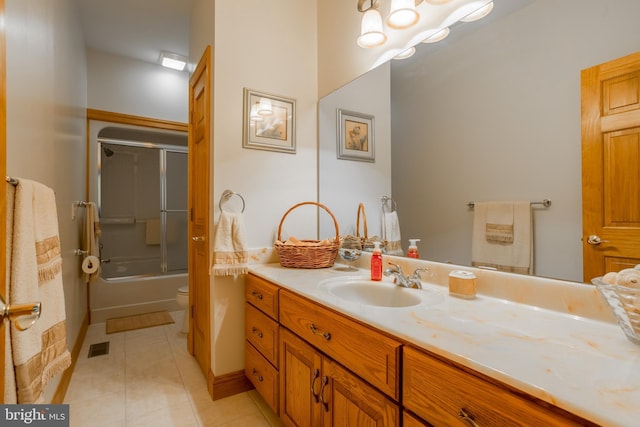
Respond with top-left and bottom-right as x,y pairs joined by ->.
52,313 -> 89,404
0,0 -> 7,404
86,109 -> 188,132
208,369 -> 254,401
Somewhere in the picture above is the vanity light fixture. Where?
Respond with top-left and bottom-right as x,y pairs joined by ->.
357,0 -> 387,48
387,0 -> 420,29
460,1 -> 494,22
393,46 -> 416,60
159,51 -> 187,71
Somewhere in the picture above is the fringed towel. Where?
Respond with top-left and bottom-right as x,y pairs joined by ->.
84,202 -> 101,282
211,211 -> 248,277
9,179 -> 71,403
471,201 -> 533,275
383,211 -> 403,256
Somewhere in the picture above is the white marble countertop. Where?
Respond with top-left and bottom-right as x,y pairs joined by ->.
248,261 -> 640,427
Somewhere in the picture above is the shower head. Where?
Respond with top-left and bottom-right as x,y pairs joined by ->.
103,147 -> 115,158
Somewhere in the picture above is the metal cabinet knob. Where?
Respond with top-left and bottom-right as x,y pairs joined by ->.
192,236 -> 205,242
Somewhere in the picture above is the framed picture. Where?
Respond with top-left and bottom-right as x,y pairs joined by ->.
243,88 -> 296,153
337,109 -> 375,162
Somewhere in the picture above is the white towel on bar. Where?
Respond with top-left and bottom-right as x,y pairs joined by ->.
471,201 -> 533,275
211,211 -> 248,277
9,178 -> 71,403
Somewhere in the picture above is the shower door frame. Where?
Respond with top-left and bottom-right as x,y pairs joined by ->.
97,138 -> 188,279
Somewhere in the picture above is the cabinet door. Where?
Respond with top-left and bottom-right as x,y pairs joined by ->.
322,358 -> 400,427
280,327 -> 323,427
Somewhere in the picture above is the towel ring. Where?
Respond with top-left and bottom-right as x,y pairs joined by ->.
219,190 -> 245,213
381,195 -> 397,213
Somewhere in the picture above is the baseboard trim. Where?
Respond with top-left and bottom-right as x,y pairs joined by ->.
52,313 -> 89,404
208,369 -> 254,401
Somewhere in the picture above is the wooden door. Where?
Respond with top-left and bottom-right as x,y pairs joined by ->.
322,358 -> 399,427
188,46 -> 211,376
280,328 -> 323,427
0,0 -> 6,403
582,51 -> 640,281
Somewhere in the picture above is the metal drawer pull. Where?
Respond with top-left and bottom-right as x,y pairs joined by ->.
251,290 -> 263,300
309,323 -> 331,341
252,368 -> 264,382
320,375 -> 329,412
459,409 -> 480,427
251,327 -> 263,338
311,368 -> 320,403
1,301 -> 42,331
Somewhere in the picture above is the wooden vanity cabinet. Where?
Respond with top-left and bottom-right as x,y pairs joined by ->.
280,327 -> 400,427
244,274 -> 281,413
403,346 -> 590,427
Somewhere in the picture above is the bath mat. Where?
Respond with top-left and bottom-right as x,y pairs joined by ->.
106,310 -> 174,334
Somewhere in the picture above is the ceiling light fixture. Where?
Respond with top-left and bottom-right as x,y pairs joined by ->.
159,51 -> 187,71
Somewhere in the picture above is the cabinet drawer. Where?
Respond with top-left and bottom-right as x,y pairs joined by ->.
403,411 -> 429,427
245,303 -> 279,367
246,273 -> 279,320
245,341 -> 279,414
279,290 -> 401,400
403,346 -> 587,427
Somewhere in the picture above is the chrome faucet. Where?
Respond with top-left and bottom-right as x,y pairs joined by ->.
383,263 -> 429,289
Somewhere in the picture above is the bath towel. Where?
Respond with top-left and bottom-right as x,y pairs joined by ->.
471,201 -> 533,275
9,178 -> 71,403
211,211 -> 248,277
84,202 -> 101,282
145,217 -> 161,245
383,210 -> 403,256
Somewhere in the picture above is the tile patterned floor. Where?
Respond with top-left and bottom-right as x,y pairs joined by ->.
64,311 -> 283,427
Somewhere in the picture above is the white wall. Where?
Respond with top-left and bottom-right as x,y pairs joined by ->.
86,49 -> 189,123
319,63 -> 392,241
391,0 -> 640,282
5,0 -> 87,401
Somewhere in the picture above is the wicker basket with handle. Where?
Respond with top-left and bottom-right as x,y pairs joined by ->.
274,201 -> 341,268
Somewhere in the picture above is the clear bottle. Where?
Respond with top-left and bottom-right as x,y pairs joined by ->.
407,239 -> 420,259
370,241 -> 383,281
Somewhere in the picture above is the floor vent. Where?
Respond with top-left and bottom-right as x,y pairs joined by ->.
88,341 -> 110,358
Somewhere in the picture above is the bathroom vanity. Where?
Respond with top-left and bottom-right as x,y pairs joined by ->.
245,261 -> 640,426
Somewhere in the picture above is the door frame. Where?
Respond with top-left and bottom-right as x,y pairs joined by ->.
1,0 -> 8,403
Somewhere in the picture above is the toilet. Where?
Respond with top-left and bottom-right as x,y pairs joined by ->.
176,285 -> 189,334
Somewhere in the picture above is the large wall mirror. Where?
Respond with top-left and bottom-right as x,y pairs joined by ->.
319,0 -> 640,283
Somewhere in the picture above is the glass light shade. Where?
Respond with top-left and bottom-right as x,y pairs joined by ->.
421,27 -> 450,43
257,98 -> 273,116
387,0 -> 419,29
394,46 -> 416,60
460,1 -> 494,22
357,9 -> 387,48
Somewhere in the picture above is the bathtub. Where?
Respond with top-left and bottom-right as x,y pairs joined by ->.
90,268 -> 187,323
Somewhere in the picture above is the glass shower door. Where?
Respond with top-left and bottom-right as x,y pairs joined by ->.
163,150 -> 188,274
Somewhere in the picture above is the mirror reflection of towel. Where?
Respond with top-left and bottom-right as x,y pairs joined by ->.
472,201 -> 532,275
384,211 -> 403,256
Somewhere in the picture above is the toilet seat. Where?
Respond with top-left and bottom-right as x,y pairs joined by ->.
178,285 -> 189,294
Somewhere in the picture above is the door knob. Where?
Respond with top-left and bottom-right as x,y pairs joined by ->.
192,236 -> 205,242
587,235 -> 609,245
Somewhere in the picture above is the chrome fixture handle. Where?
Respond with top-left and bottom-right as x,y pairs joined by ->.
383,263 -> 424,288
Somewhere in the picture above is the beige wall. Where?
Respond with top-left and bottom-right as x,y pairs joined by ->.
5,0 -> 87,401
190,0 -> 319,377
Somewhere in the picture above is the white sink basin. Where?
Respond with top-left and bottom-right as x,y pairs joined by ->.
318,277 -> 443,308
